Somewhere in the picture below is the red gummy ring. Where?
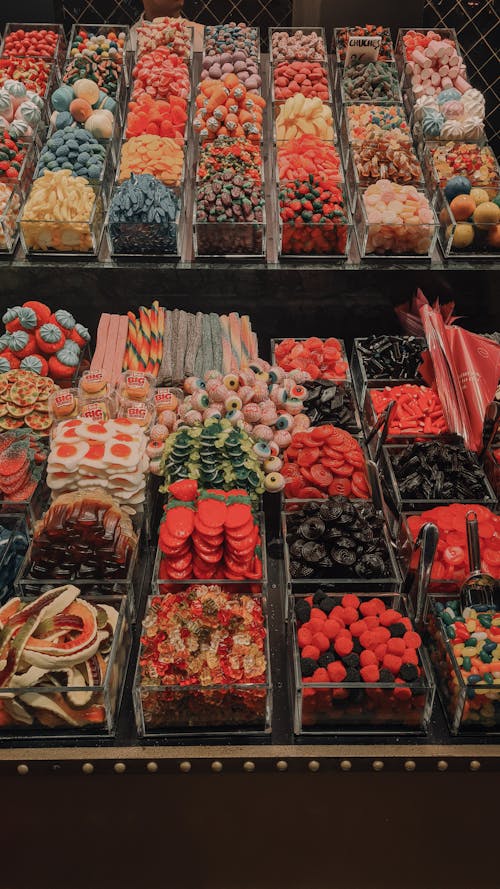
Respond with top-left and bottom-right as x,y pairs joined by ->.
309,464 -> 333,488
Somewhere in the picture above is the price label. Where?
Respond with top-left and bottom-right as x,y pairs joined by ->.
345,35 -> 381,65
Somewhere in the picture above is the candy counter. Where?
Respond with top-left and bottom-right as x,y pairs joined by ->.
0,18 -> 499,889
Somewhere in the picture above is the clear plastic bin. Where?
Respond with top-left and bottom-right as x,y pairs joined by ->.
269,27 -> 327,65
354,186 -> 439,260
193,203 -> 266,259
435,187 -> 500,259
350,336 -> 425,406
290,591 -> 434,734
1,22 -> 66,66
0,595 -> 130,737
20,179 -> 107,257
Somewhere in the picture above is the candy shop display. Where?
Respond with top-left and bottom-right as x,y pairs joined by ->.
136,17 -> 192,60
1,27 -> 62,60
201,53 -> 262,91
159,420 -> 265,498
0,518 -> 29,603
345,104 -> 411,142
118,134 -> 183,187
351,137 -> 423,188
384,439 -> 494,507
428,598 -> 500,733
0,370 -> 56,433
342,62 -> 401,104
50,80 -> 117,139
275,95 -> 334,143
131,49 -> 190,103
64,27 -> 127,99
277,136 -> 342,186
369,384 -> 448,438
334,25 -> 394,63
47,418 -> 149,506
0,82 -> 45,142
285,498 -> 394,581
282,425 -> 369,500
293,593 -> 432,732
108,173 -> 180,256
302,380 -> 360,432
204,23 -> 259,60
429,143 -> 499,193
24,488 -> 138,582
136,586 -> 268,733
0,429 -> 47,503
274,337 -> 349,380
36,127 -> 107,182
351,335 -> 424,400
193,75 -> 265,142
407,504 -> 500,586
0,301 -> 90,382
158,482 -> 263,581
273,61 -> 330,102
0,130 -> 30,186
271,29 -> 326,64
0,585 -> 127,732
20,169 -> 99,253
125,95 -> 188,141
0,58 -> 53,97
360,181 -> 437,256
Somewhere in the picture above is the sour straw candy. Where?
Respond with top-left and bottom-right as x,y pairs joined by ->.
91,313 -> 129,384
122,302 -> 165,378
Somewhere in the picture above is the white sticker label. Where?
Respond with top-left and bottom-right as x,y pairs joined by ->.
345,35 -> 381,65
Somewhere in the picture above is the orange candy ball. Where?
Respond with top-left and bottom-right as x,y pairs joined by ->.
69,98 -> 93,123
449,194 -> 476,221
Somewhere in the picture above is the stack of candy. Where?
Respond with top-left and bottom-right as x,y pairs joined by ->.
352,137 -> 422,187
429,599 -> 500,731
286,498 -> 392,580
275,95 -> 334,142
201,53 -> 261,92
0,300 -> 90,381
0,429 -> 47,502
271,30 -> 326,64
0,58 -> 53,97
47,417 -> 149,506
120,302 -> 165,378
279,175 -> 349,256
0,81 -> 45,141
193,74 -> 265,142
273,61 -> 330,102
2,27 -> 61,60
50,79 -> 117,139
20,168 -> 98,253
118,134 -> 183,187
26,488 -> 137,581
139,587 -> 268,730
131,47 -> 190,102
195,136 -> 265,255
362,180 -> 436,255
388,439 -> 493,504
282,424 -> 369,500
0,587 -> 121,729
370,384 -> 448,437
136,17 -> 192,59
125,95 -> 188,141
402,30 -> 469,98
274,337 -> 349,380
277,136 -> 342,186
0,370 -> 56,434
158,481 -> 263,581
335,25 -> 394,63
108,173 -> 180,256
64,27 -> 127,99
295,593 -> 427,730
159,419 -> 265,497
204,23 -> 259,60
407,504 -> 500,585
355,334 -> 424,381
302,380 -> 359,431
89,313 -> 129,384
36,127 -> 107,182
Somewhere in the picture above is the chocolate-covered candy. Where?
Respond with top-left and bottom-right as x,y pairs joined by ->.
286,497 -> 391,579
303,379 -> 359,429
390,439 -> 491,501
357,335 -> 424,380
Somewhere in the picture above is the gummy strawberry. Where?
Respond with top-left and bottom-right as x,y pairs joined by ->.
168,479 -> 198,502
